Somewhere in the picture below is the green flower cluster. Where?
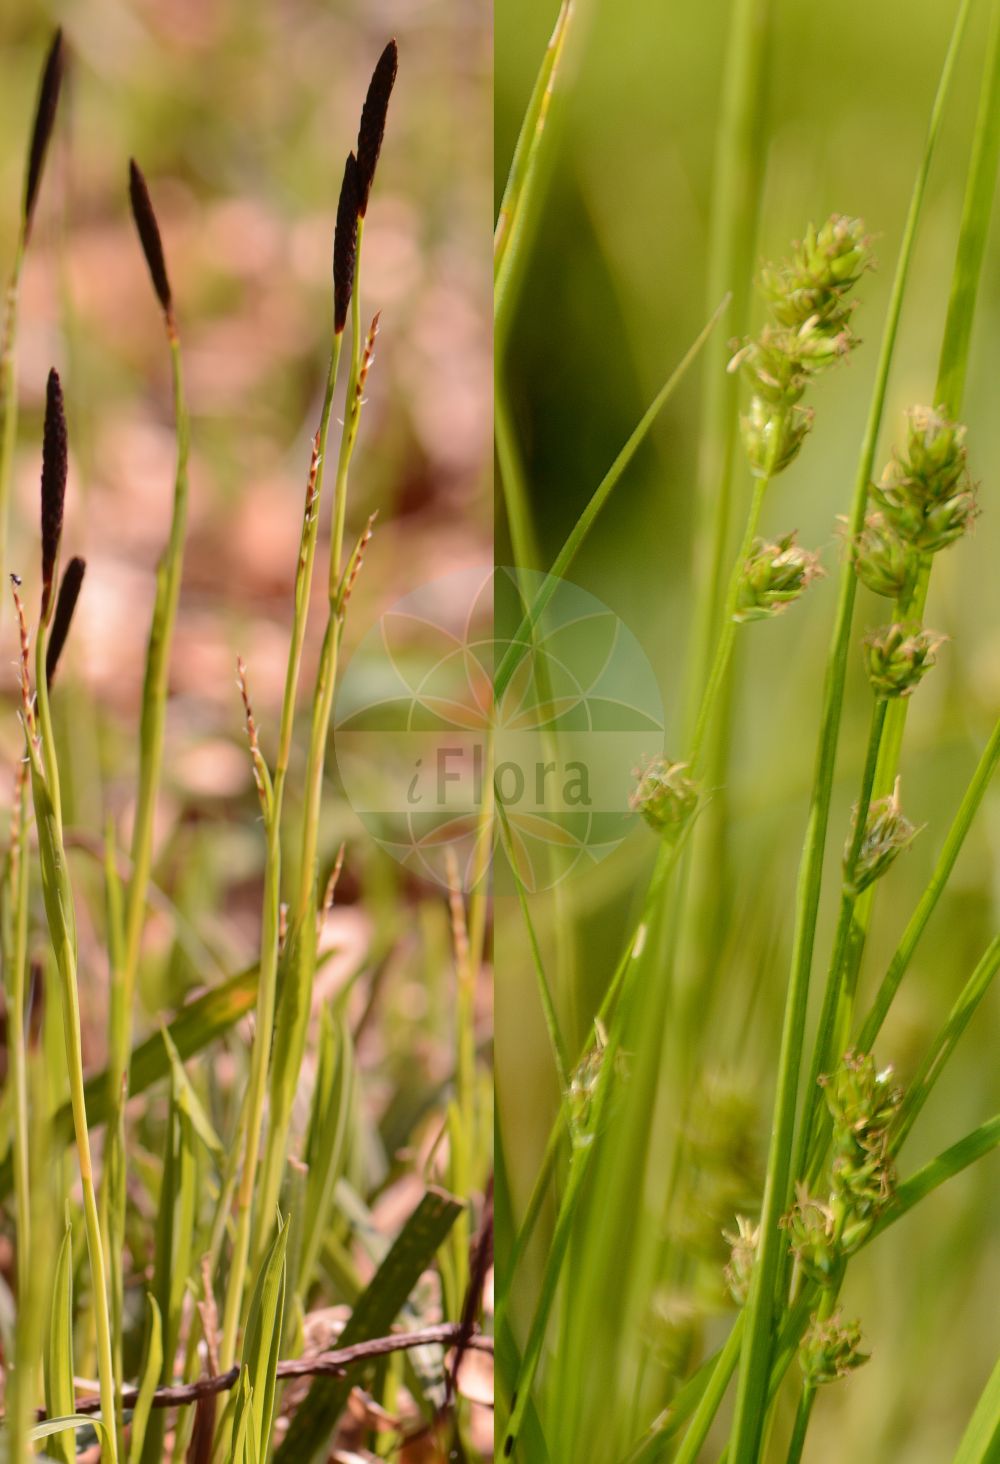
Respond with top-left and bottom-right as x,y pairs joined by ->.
799,1311 -> 869,1388
630,758 -> 699,843
845,777 -> 919,896
824,1049 -> 902,1219
784,1052 -> 902,1284
856,407 -> 977,599
730,215 -> 873,478
734,531 -> 824,622
863,622 -> 944,700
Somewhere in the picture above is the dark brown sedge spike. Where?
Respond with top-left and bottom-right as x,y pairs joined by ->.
40,367 -> 68,620
46,556 -> 85,687
23,28 -> 65,242
128,159 -> 173,319
333,152 -> 359,333
356,39 -> 398,217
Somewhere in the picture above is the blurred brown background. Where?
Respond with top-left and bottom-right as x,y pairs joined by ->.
0,0 -> 491,989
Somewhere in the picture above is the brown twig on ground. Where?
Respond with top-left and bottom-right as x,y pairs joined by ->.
28,1325 -> 493,1418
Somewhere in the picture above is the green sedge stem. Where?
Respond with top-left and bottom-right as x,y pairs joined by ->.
686,0 -> 770,732
689,470 -> 769,772
274,335 -> 343,817
253,235 -> 367,1276
501,839 -> 686,1457
671,1313 -> 746,1464
219,798 -> 279,1370
6,768 -> 31,1302
497,799 -> 571,1097
226,327 -> 347,1356
119,326 -> 190,1070
792,698 -> 888,1185
728,3 -> 972,1452
893,932 -> 1000,1153
494,1 -> 574,336
843,0 -> 1000,1011
856,712 -> 1000,1052
27,731 -> 118,1461
494,297 -> 729,704
246,335 -> 343,1275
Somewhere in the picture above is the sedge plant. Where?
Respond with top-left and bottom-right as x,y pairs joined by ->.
497,0 -> 1000,1459
0,26 -> 489,1464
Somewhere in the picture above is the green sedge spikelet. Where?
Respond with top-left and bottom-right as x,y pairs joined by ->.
845,777 -> 919,895
800,1312 -> 869,1386
629,758 -> 699,842
23,29 -> 65,241
735,531 -> 823,621
356,39 -> 398,217
864,621 -> 944,700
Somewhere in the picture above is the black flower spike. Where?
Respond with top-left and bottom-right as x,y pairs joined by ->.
23,29 -> 65,241
333,153 -> 359,333
46,556 -> 86,687
356,39 -> 398,217
40,367 -> 68,620
128,159 -> 173,316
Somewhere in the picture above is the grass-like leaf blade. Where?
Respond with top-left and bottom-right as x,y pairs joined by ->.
44,1216 -> 74,1464
275,1187 -> 462,1461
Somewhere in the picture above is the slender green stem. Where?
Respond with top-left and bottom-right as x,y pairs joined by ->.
26,728 -> 118,1460
496,381 -> 542,573
856,713 -> 1000,1052
252,243 -> 371,1268
494,297 -> 729,703
244,336 -> 342,1267
494,0 -> 575,335
792,699 -> 888,1185
274,337 -> 343,819
222,322 -> 349,1361
689,472 -> 768,772
497,799 -> 571,1096
118,329 -> 190,1072
660,1104 -> 1000,1462
846,0 -> 1000,984
784,1380 -> 815,1464
686,0 -> 771,730
501,839 -> 685,1456
671,1313 -> 746,1464
728,5 -> 971,1451
219,787 -> 279,1371
4,765 -> 31,1303
893,933 -> 1000,1152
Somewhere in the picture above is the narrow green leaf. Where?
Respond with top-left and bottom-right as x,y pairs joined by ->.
275,1188 -> 463,1462
126,1295 -> 163,1464
160,1024 -> 224,1160
44,1217 -> 74,1464
299,1006 -> 355,1296
870,1114 -> 1000,1239
236,1213 -> 289,1459
894,934 -> 1000,1150
28,1415 -> 111,1447
0,964 -> 257,1203
952,1353 -> 1000,1463
141,1079 -> 198,1464
230,1371 -> 253,1464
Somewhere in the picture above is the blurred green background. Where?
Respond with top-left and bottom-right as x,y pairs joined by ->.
497,1 -> 1000,1459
